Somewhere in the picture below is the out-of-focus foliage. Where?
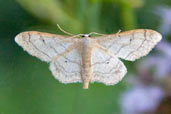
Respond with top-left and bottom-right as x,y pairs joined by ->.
0,0 -> 170,114
16,0 -> 143,33
17,0 -> 83,33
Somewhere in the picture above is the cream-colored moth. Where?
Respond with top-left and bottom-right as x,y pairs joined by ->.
15,26 -> 162,89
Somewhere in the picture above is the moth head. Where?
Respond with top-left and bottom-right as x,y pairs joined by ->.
81,34 -> 91,38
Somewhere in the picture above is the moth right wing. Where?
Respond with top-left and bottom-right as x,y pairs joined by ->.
15,31 -> 79,62
95,29 -> 162,61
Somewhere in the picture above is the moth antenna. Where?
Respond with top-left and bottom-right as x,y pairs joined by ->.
117,29 -> 121,34
115,29 -> 121,37
88,32 -> 106,36
57,24 -> 74,36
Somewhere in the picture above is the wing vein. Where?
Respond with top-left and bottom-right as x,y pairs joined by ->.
125,30 -> 147,59
28,33 -> 51,59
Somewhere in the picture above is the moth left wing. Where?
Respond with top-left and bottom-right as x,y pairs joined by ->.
94,29 -> 162,61
91,47 -> 127,85
15,31 -> 83,83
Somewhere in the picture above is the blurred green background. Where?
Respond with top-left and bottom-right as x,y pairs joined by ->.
0,0 -> 171,114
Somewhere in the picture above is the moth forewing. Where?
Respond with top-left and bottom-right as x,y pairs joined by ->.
95,29 -> 162,61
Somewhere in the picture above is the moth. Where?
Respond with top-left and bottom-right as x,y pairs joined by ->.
15,26 -> 162,89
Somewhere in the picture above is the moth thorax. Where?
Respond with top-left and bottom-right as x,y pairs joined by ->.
82,37 -> 92,46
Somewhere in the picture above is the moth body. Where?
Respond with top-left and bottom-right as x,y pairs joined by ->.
80,36 -> 94,89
